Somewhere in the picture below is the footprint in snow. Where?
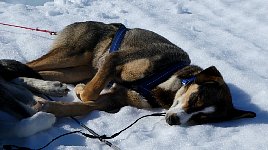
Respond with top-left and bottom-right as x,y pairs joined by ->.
100,13 -> 119,19
177,7 -> 192,14
120,10 -> 128,14
177,2 -> 192,14
46,10 -> 63,16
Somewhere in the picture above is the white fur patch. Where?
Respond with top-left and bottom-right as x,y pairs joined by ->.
167,104 -> 215,124
15,112 -> 56,137
178,106 -> 215,124
158,75 -> 181,91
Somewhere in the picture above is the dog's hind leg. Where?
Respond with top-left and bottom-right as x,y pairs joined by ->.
27,47 -> 95,84
27,47 -> 92,71
38,65 -> 95,84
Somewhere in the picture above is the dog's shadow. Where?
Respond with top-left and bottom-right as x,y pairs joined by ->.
213,83 -> 268,127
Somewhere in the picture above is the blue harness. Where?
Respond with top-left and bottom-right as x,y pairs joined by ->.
181,76 -> 196,86
109,25 -> 128,53
109,24 -> 192,107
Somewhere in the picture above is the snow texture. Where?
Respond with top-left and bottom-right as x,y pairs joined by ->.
0,0 -> 268,149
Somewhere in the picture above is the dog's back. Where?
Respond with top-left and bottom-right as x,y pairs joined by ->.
28,21 -> 190,84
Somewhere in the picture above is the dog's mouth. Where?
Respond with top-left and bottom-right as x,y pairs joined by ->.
165,112 -> 205,126
165,113 -> 181,125
165,113 -> 205,126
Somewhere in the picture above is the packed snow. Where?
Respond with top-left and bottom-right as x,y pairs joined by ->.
0,0 -> 268,149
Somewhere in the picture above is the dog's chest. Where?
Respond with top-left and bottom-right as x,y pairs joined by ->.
151,76 -> 182,108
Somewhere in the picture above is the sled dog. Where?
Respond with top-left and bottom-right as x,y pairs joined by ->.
26,21 -> 256,125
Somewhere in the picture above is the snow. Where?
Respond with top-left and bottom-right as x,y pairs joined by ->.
0,0 -> 268,149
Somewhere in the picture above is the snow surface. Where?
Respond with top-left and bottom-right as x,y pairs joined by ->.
0,0 -> 268,149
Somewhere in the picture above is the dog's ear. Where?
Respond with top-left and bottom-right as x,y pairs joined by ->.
229,108 -> 256,120
195,66 -> 224,85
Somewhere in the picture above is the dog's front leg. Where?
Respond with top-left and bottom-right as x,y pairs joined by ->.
76,53 -> 118,102
34,100 -> 95,117
35,91 -> 127,117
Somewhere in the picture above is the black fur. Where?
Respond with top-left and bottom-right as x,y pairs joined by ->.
0,59 -> 42,81
0,59 -> 41,119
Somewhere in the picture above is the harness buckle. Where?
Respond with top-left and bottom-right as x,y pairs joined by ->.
181,76 -> 196,86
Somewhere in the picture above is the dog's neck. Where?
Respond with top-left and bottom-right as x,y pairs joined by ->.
151,65 -> 203,109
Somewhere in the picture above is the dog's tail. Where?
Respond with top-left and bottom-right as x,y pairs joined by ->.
0,59 -> 42,81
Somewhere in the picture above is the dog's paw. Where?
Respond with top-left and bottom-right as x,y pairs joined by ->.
32,100 -> 48,112
15,112 -> 56,137
33,100 -> 64,116
34,100 -> 62,112
13,77 -> 70,97
74,83 -> 85,100
41,81 -> 70,97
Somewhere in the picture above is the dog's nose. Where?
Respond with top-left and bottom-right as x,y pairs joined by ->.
165,113 -> 180,125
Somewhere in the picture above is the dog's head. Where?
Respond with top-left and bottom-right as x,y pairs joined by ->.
165,66 -> 256,125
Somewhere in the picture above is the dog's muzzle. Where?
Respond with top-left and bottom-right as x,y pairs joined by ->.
165,113 -> 181,125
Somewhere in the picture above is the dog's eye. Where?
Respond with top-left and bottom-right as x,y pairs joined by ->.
203,82 -> 220,87
188,93 -> 198,106
187,92 -> 207,113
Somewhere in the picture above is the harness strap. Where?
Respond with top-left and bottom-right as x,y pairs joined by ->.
108,24 -> 191,107
120,62 -> 189,107
181,76 -> 196,86
109,25 -> 128,53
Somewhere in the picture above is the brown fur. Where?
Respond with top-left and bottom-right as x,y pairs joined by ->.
27,21 -> 255,125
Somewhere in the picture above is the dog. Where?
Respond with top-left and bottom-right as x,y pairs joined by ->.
26,21 -> 256,125
0,59 -> 69,138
